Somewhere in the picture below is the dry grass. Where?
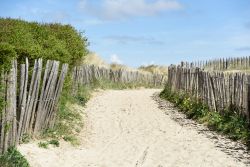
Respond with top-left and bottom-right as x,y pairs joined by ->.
110,63 -> 136,71
82,52 -> 109,68
83,52 -> 168,76
138,65 -> 168,75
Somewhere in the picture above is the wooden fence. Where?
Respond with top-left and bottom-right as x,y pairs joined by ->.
0,59 -> 68,153
180,56 -> 250,71
203,56 -> 250,71
167,65 -> 250,121
72,65 -> 167,90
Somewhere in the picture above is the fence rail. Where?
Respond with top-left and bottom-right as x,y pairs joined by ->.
0,58 -> 68,153
167,65 -> 250,121
72,65 -> 167,90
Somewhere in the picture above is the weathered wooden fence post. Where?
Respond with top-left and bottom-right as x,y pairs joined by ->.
245,75 -> 250,124
0,58 -> 69,154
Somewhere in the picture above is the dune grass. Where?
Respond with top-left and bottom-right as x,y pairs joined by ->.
160,85 -> 250,148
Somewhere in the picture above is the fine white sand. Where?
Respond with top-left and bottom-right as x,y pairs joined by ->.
18,89 -> 246,167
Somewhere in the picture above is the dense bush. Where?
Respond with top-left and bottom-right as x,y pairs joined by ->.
0,18 -> 88,66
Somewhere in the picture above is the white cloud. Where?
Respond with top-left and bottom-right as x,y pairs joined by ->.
79,0 -> 183,20
110,54 -> 123,64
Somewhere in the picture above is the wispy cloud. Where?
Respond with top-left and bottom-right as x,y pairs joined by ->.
110,54 -> 123,64
79,0 -> 183,20
104,35 -> 164,45
236,47 -> 250,51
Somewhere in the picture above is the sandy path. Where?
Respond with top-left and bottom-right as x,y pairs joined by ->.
19,89 -> 246,167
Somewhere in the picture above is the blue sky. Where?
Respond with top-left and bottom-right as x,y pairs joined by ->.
0,0 -> 250,67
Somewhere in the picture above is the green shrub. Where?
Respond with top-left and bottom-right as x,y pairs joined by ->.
0,18 -> 88,66
0,147 -> 29,167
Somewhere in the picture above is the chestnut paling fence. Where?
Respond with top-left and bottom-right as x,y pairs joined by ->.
72,65 -> 167,91
180,56 -> 250,71
0,59 -> 68,153
167,65 -> 250,121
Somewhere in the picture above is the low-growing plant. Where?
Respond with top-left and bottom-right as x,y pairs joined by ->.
38,142 -> 49,149
48,140 -> 60,147
63,136 -> 80,146
38,140 -> 60,149
21,133 -> 31,144
75,85 -> 91,106
160,85 -> 250,146
0,147 -> 30,167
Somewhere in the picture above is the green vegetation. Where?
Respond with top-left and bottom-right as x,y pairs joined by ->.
0,42 -> 17,121
21,134 -> 31,144
0,42 -> 17,71
38,140 -> 60,149
63,136 -> 79,146
0,18 -> 88,66
160,85 -> 250,146
48,140 -> 60,147
0,147 -> 29,167
38,142 -> 49,149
